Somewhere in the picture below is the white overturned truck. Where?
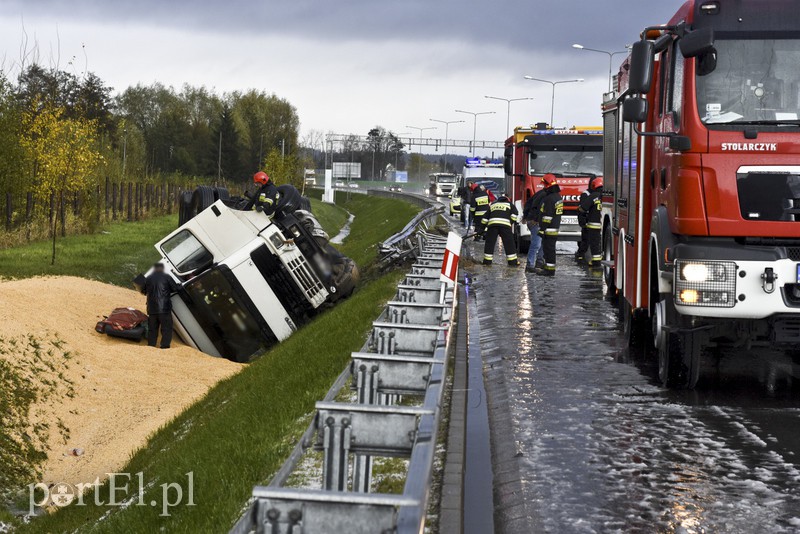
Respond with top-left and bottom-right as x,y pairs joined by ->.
140,186 -> 358,362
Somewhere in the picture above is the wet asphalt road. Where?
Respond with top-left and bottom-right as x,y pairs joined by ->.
463,237 -> 800,534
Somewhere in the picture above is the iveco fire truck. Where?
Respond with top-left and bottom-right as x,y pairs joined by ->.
504,124 -> 603,250
603,0 -> 800,388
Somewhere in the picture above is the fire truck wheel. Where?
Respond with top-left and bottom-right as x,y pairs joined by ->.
659,329 -> 701,389
603,226 -> 616,296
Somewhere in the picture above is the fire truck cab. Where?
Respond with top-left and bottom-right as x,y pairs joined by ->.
604,0 -> 800,388
504,124 -> 603,249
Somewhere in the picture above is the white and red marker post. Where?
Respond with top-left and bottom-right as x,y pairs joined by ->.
440,231 -> 462,287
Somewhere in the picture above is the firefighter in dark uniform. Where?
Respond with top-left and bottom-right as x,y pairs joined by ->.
482,194 -> 520,266
470,183 -> 490,239
252,171 -> 280,216
576,176 -> 603,266
536,174 -> 563,276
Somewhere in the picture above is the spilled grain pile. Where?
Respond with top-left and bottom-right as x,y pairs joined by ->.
0,276 -> 241,491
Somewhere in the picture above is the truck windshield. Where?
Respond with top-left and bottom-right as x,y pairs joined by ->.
436,175 -> 457,183
697,38 -> 800,125
529,150 -> 603,176
161,230 -> 213,274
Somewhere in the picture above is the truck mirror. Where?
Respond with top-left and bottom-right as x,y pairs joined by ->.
628,40 -> 655,94
680,27 -> 714,58
622,97 -> 648,123
669,135 -> 692,151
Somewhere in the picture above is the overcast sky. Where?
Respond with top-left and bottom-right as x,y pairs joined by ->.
0,0 -> 684,152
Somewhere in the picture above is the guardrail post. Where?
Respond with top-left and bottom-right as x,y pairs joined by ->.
320,411 -> 352,491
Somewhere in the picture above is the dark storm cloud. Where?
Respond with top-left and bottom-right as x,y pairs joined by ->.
4,0 -> 684,54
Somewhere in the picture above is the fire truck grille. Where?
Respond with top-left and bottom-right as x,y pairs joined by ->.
787,247 -> 800,261
287,256 -> 325,301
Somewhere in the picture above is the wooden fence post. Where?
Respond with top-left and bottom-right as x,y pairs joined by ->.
105,176 -> 110,220
112,183 -> 118,220
59,190 -> 66,237
127,183 -> 133,222
5,192 -> 12,230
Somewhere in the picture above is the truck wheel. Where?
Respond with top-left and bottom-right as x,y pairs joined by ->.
659,329 -> 701,389
603,226 -> 616,296
213,187 -> 230,201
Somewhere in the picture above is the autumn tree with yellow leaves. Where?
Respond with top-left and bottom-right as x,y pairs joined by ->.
20,101 -> 103,264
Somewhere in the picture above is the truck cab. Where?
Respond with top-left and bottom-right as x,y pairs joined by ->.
504,124 -> 603,247
428,173 -> 459,197
153,200 -> 355,362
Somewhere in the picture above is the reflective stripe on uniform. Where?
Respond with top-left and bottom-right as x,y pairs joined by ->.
487,218 -> 512,227
544,229 -> 559,235
475,211 -> 488,216
259,195 -> 274,205
541,216 -> 553,222
484,254 -> 493,261
511,215 -> 520,222
544,263 -> 556,271
586,222 -> 601,229
507,254 -> 518,261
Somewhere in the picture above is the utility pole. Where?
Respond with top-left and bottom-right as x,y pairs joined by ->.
454,109 -> 495,156
484,96 -> 534,138
405,125 -> 437,183
429,118 -> 464,172
217,130 -> 222,181
523,76 -> 584,127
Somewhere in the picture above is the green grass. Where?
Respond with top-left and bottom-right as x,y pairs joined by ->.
309,198 -> 348,238
336,194 -> 420,270
0,216 -> 177,287
0,201 -> 349,288
11,193 -> 420,533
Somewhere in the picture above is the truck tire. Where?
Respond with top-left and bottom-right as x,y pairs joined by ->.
213,187 -> 230,201
192,186 -> 216,214
178,191 -> 194,226
656,294 -> 701,389
603,225 -> 616,296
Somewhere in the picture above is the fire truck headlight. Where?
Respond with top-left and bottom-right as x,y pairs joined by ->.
681,263 -> 709,283
674,260 -> 737,308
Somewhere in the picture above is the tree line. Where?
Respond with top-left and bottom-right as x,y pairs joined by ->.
0,64 -> 301,257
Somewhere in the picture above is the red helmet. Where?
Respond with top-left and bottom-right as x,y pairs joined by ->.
590,177 -> 604,190
254,171 -> 270,185
541,173 -> 558,186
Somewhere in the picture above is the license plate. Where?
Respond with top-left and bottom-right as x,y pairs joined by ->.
561,216 -> 578,225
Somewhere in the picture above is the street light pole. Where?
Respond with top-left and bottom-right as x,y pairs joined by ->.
572,44 -> 630,93
405,125 -> 437,183
429,118 -> 464,172
522,76 -> 584,127
484,96 -> 534,138
454,109 -> 495,156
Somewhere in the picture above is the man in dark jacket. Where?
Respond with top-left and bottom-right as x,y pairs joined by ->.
459,181 -> 474,228
576,177 -> 604,266
144,263 -> 179,348
536,174 -> 563,277
522,188 -> 547,272
470,183 -> 491,238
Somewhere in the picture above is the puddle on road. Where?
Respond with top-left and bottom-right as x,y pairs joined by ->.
468,240 -> 800,533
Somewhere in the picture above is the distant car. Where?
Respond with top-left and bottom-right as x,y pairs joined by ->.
449,193 -> 462,217
334,181 -> 345,187
348,182 -> 360,189
389,185 -> 403,192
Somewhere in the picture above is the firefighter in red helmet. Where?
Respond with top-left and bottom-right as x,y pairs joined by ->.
535,173 -> 563,276
252,171 -> 280,216
576,176 -> 604,267
469,183 -> 491,239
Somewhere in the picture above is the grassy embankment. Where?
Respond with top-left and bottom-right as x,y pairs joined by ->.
4,194 -> 419,533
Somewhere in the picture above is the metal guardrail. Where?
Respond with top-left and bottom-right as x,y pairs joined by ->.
231,231 -> 457,534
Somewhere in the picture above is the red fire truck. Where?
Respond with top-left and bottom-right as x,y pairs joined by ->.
603,0 -> 800,388
504,124 -> 603,250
